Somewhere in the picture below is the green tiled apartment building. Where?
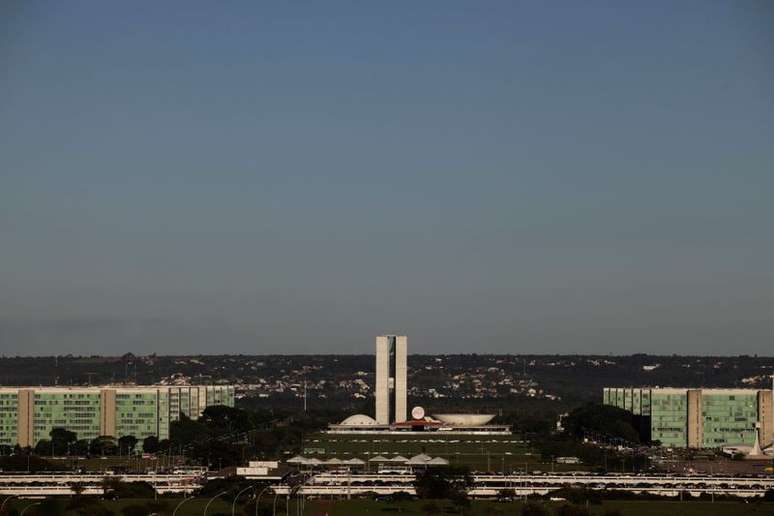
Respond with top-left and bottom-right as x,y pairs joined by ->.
0,385 -> 234,447
603,387 -> 773,449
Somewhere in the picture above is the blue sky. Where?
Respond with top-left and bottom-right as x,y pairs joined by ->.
1,1 -> 773,355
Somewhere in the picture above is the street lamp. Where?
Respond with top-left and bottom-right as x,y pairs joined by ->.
296,473 -> 314,516
1,495 -> 19,513
232,485 -> 255,516
255,486 -> 272,516
20,502 -> 41,516
172,496 -> 196,516
204,491 -> 229,516
272,490 -> 282,516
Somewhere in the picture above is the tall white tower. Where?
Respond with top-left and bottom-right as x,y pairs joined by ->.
374,335 -> 408,425
394,336 -> 408,423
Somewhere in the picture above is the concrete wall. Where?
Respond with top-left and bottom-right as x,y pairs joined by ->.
100,389 -> 116,437
759,390 -> 773,448
687,389 -> 703,448
375,336 -> 390,425
394,336 -> 407,423
16,389 -> 34,448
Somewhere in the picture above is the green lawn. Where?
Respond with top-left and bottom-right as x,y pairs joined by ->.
302,433 -> 586,472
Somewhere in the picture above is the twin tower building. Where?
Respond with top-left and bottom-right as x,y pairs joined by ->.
375,335 -> 408,425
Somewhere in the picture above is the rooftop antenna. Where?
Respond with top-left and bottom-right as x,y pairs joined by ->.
303,377 -> 308,414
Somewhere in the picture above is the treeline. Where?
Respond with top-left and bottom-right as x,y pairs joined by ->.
495,402 -> 650,473
0,405 -> 341,471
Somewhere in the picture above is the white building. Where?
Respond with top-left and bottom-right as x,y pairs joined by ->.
375,335 -> 407,424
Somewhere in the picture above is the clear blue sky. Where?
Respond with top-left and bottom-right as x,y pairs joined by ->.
1,1 -> 773,355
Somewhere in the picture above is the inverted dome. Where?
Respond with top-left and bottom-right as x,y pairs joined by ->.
340,414 -> 378,426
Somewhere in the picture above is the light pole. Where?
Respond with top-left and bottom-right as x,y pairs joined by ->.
255,486 -> 271,516
204,491 -> 229,516
20,502 -> 41,516
272,490 -> 282,516
172,496 -> 195,516
297,473 -> 314,516
1,495 -> 19,513
232,485 -> 255,516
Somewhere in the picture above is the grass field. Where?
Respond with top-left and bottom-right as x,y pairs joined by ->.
5,498 -> 773,516
302,433 -> 585,472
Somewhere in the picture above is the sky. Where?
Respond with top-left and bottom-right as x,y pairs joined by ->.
1,1 -> 773,356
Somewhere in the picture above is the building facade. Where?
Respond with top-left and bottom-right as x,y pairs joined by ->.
0,385 -> 234,448
603,387 -> 773,449
375,335 -> 408,425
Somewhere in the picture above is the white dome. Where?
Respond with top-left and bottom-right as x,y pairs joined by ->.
340,414 -> 378,426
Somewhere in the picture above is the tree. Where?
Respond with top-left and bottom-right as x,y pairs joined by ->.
143,435 -> 159,454
71,439 -> 90,456
563,404 -> 641,444
414,467 -> 473,501
0,452 -> 54,472
35,439 -> 53,456
49,428 -> 77,455
169,414 -> 208,447
90,436 -> 118,456
189,439 -> 242,469
101,476 -> 124,498
118,435 -> 138,455
200,405 -> 254,436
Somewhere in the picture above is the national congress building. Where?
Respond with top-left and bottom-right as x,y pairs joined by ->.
0,385 -> 234,448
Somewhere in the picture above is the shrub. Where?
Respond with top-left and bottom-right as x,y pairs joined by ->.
120,505 -> 147,516
554,504 -> 590,516
521,501 -> 549,516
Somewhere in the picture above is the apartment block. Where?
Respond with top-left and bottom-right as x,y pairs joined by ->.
603,387 -> 773,449
0,385 -> 234,448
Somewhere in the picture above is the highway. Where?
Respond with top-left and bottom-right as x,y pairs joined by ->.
0,473 -> 201,496
271,471 -> 774,499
